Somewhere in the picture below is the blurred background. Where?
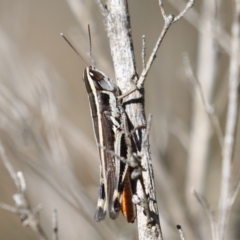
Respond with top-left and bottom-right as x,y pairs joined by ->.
0,0 -> 239,239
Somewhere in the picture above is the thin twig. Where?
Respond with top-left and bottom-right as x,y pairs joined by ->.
229,173 -> 240,207
218,1 -> 240,239
193,189 -> 217,240
17,171 -> 27,195
137,16 -> 173,88
52,209 -> 58,240
142,35 -> 146,71
172,0 -> 195,23
158,0 -> 168,19
183,53 -> 224,148
137,0 -> 195,88
0,202 -> 28,215
176,225 -> 186,240
0,142 -> 21,191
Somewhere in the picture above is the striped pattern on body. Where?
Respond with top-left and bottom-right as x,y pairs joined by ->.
83,66 -> 136,222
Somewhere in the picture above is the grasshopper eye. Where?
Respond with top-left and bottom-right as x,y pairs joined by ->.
87,67 -> 117,92
89,69 -> 104,81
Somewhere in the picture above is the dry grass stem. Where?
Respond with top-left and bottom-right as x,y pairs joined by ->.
193,189 -> 217,240
183,53 -> 224,148
52,209 -> 58,240
229,174 -> 240,207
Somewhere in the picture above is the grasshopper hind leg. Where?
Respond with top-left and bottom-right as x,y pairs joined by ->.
108,130 -> 125,220
94,181 -> 107,221
109,181 -> 124,220
108,172 -> 121,220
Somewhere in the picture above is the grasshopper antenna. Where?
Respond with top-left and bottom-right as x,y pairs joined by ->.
60,32 -> 88,67
88,24 -> 96,67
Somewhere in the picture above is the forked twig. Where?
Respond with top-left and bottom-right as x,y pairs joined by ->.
0,142 -> 48,240
137,15 -> 173,88
137,0 -> 195,88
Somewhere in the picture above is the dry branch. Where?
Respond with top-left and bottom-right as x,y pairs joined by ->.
218,1 -> 240,239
